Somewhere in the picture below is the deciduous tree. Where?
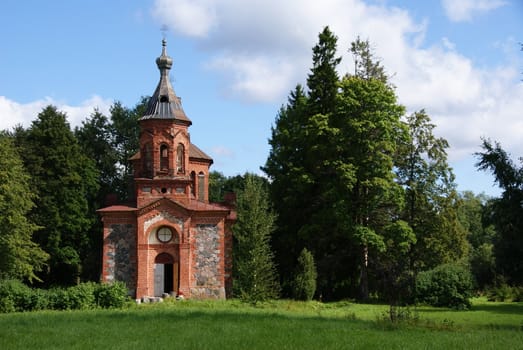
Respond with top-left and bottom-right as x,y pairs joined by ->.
396,110 -> 468,270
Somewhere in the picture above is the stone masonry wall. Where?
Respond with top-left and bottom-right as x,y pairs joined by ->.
105,224 -> 137,292
191,224 -> 225,298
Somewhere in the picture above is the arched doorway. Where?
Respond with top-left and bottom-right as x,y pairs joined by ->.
154,253 -> 179,296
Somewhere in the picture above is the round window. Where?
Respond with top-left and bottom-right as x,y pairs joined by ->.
157,227 -> 173,243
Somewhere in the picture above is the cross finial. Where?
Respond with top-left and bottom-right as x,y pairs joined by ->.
161,24 -> 169,40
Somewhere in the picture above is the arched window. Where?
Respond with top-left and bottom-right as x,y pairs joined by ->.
143,143 -> 153,177
160,144 -> 169,171
176,143 -> 184,173
198,172 -> 205,201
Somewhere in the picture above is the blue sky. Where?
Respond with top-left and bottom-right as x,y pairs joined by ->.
1,0 -> 522,197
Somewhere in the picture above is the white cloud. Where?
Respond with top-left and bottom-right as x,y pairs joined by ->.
206,54 -> 299,102
441,0 -> 506,22
151,0 -> 523,164
152,0 -> 217,37
0,95 -> 112,131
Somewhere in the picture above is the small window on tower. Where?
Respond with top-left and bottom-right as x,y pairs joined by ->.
176,143 -> 185,173
160,95 -> 169,103
198,172 -> 205,201
160,144 -> 169,170
143,143 -> 153,177
190,171 -> 196,197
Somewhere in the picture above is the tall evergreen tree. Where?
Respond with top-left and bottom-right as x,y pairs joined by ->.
265,28 -> 412,300
16,106 -> 99,285
0,134 -> 48,281
233,174 -> 280,303
307,26 -> 341,116
264,27 -> 345,298
263,85 -> 312,294
476,139 -> 523,284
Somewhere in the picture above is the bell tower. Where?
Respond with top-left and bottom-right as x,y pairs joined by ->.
98,40 -> 234,300
130,39 -> 213,208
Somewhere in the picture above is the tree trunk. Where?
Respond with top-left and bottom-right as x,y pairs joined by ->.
359,244 -> 369,300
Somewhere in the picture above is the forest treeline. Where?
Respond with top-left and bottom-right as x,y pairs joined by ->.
0,27 -> 521,305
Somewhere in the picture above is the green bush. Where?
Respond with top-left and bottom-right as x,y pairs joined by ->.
67,282 -> 97,310
487,284 -> 523,302
0,280 -> 130,312
94,282 -> 128,308
23,288 -> 49,311
292,248 -> 317,301
415,264 -> 473,309
513,286 -> 523,302
0,279 -> 35,312
47,287 -> 71,310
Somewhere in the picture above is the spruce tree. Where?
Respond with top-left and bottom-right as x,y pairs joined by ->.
264,27 -> 344,298
476,139 -> 523,284
233,174 -> 280,303
307,26 -> 341,116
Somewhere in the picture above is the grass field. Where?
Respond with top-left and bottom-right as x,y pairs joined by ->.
0,298 -> 521,349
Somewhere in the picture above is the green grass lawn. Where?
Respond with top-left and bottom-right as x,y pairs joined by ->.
0,298 -> 521,349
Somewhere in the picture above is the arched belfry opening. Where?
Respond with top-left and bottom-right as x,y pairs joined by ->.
160,144 -> 169,171
176,143 -> 185,173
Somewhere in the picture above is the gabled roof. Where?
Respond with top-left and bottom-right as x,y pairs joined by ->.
189,143 -> 213,163
97,204 -> 137,213
140,39 -> 192,124
136,197 -> 230,217
98,197 -> 231,217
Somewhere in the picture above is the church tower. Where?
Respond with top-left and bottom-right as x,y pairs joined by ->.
98,40 -> 234,300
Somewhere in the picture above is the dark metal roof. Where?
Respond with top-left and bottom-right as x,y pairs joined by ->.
141,39 -> 192,124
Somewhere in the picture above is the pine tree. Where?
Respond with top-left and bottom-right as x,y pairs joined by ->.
233,174 -> 280,303
0,134 -> 48,281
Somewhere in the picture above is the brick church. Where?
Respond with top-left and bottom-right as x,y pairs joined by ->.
98,40 -> 235,300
